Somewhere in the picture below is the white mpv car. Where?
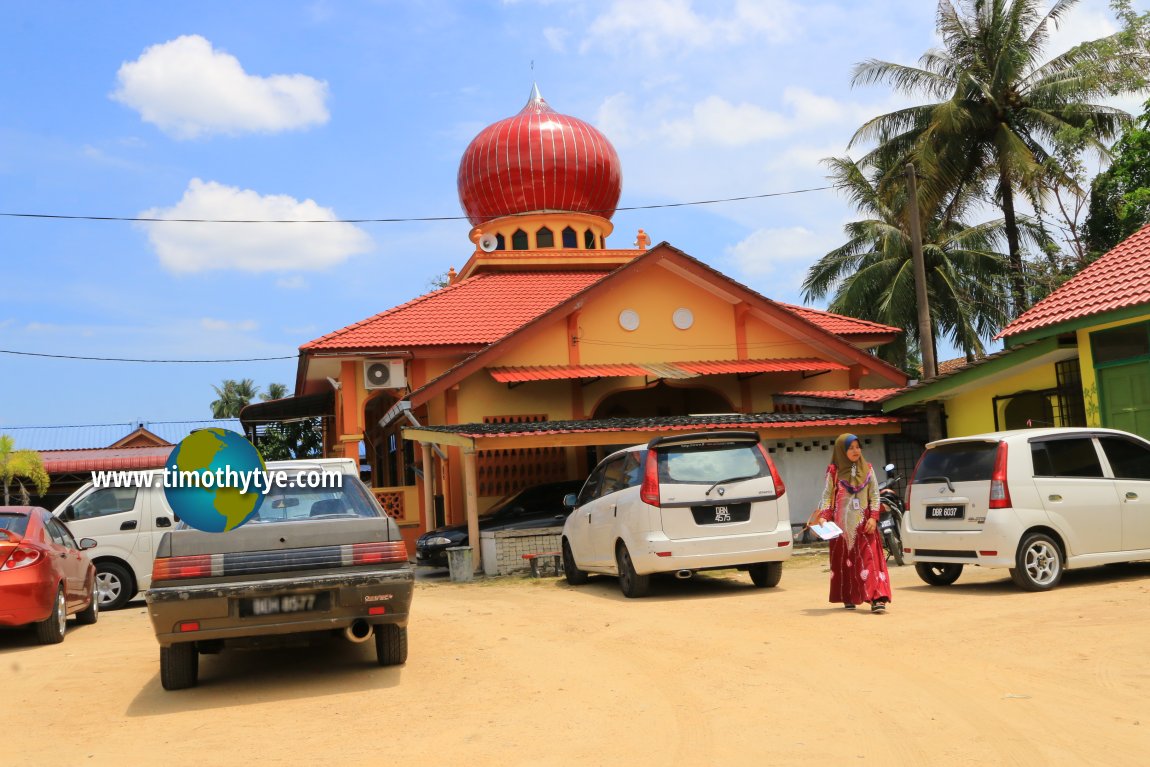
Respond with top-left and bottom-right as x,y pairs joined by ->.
903,427 -> 1150,591
560,431 -> 792,598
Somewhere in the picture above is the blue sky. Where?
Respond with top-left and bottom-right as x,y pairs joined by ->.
1,0 -> 1143,431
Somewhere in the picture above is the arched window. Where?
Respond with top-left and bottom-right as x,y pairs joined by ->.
495,233 -> 506,250
536,227 -> 554,248
583,229 -> 596,249
562,226 -> 577,248
511,229 -> 528,250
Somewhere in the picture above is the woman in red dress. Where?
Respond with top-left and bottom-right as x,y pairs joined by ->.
815,433 -> 892,612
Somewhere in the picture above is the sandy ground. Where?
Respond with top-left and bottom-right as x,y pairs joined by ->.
4,553 -> 1149,767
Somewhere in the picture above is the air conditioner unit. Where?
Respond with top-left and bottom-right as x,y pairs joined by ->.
364,359 -> 407,390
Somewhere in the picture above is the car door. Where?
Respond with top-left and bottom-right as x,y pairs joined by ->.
588,453 -> 643,567
1030,436 -> 1121,555
58,486 -> 143,565
44,515 -> 87,610
1097,435 -> 1150,551
567,463 -> 607,567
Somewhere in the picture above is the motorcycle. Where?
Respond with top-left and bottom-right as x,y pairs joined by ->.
877,463 -> 905,566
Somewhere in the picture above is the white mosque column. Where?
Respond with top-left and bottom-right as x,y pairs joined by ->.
420,442 -> 435,534
462,447 -> 481,572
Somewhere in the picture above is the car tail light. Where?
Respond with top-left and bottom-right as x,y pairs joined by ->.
906,451 -> 927,509
756,443 -> 786,497
152,554 -> 214,582
989,441 -> 1011,509
350,541 -> 408,565
0,545 -> 43,571
640,450 -> 661,507
178,621 -> 201,633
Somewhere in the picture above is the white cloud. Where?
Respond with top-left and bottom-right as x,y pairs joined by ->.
661,96 -> 789,147
543,27 -> 568,52
727,226 -> 843,294
583,0 -> 798,55
139,179 -> 373,274
111,35 -> 329,139
275,275 -> 309,290
200,318 -> 259,332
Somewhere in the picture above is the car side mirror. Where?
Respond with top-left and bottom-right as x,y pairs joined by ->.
79,538 -> 97,550
563,493 -> 578,508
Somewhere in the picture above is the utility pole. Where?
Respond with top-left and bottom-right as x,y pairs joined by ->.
906,163 -> 943,441
906,163 -> 936,380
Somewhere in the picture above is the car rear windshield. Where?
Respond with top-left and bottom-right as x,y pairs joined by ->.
657,443 -> 768,484
255,474 -> 384,523
0,513 -> 30,536
913,442 -> 998,484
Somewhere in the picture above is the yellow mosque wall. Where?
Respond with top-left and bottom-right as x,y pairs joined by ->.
944,364 -> 1059,437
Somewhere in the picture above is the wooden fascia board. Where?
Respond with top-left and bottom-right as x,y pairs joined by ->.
882,337 -> 1066,410
399,428 -> 477,449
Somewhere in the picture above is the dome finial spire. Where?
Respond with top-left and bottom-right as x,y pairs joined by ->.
523,81 -> 550,113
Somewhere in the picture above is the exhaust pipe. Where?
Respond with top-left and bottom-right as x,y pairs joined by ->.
674,569 -> 693,580
344,620 -> 373,643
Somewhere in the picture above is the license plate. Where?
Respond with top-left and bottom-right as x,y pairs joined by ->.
239,592 -> 331,618
879,518 -> 894,531
690,503 -> 751,525
926,505 -> 964,520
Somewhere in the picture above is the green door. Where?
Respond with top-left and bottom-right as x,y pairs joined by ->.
1098,361 -> 1150,439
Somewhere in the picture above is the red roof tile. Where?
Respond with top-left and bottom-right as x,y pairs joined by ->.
677,358 -> 848,375
444,415 -> 902,439
302,271 -> 609,351
776,389 -> 902,403
39,446 -> 172,474
776,303 -> 901,336
489,358 -> 846,383
999,223 -> 1150,339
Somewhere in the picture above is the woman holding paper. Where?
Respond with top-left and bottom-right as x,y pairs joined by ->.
813,433 -> 891,612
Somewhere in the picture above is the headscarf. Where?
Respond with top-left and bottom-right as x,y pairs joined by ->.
832,433 -> 871,492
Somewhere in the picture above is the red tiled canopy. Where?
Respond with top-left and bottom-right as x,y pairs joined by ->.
777,303 -> 901,336
488,358 -> 848,383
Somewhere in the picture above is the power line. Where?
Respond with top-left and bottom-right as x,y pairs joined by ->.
0,349 -> 295,363
0,185 -> 835,224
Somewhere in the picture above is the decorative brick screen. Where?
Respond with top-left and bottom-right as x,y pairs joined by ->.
477,414 -> 568,497
372,489 -> 404,519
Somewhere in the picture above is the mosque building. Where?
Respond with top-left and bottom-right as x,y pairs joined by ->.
242,86 -> 910,564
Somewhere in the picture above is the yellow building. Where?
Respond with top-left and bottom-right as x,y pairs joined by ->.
243,87 -> 911,561
885,223 -> 1150,440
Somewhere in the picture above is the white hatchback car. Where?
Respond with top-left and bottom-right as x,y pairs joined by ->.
903,427 -> 1150,590
560,431 -> 792,597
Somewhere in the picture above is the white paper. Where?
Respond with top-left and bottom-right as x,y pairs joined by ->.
809,520 -> 844,540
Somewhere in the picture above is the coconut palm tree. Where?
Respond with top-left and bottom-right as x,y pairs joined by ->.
849,0 -> 1146,317
0,434 -> 50,505
260,383 -> 289,402
803,156 -> 1031,369
211,379 -> 261,418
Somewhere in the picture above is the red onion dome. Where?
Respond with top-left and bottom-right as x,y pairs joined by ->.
458,85 -> 623,227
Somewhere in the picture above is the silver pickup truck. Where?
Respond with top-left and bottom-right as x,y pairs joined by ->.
145,462 -> 414,690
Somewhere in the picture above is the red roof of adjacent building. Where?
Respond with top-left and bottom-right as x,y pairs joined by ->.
302,271 -> 609,351
39,446 -> 172,474
776,388 -> 902,403
776,303 -> 901,337
998,223 -> 1150,339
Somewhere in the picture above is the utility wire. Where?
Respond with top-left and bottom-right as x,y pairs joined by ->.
0,185 -> 835,224
0,349 -> 294,363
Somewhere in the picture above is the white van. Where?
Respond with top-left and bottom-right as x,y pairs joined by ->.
54,458 -> 359,609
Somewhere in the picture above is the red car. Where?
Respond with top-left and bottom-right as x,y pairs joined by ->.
1,506 -> 99,643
